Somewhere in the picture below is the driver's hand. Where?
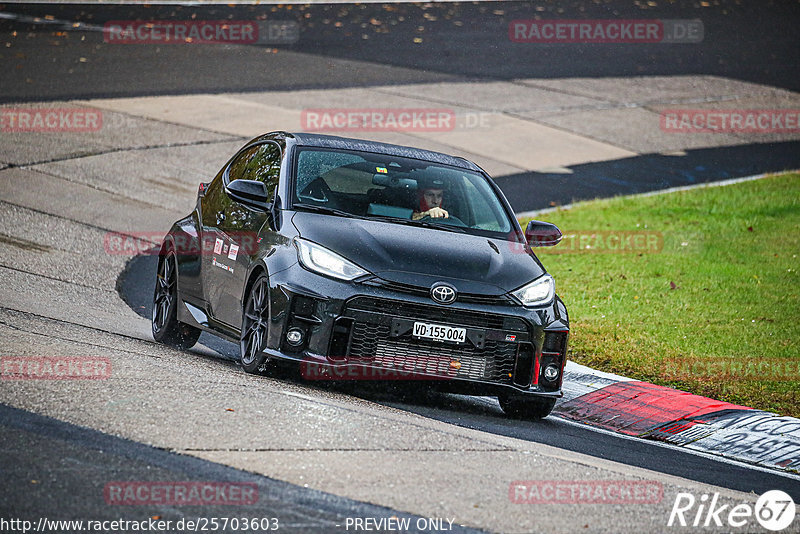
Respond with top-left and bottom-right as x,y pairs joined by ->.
427,207 -> 449,218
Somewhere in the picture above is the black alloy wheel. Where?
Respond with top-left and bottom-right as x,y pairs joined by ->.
152,251 -> 201,349
240,274 -> 271,374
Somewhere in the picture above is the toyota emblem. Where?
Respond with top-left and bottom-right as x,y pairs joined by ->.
430,283 -> 457,305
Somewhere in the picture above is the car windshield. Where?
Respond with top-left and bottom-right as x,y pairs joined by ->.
293,147 -> 515,238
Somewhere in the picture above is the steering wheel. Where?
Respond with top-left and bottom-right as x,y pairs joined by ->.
299,178 -> 332,202
418,214 -> 467,227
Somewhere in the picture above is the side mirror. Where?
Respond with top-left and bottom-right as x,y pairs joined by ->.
525,220 -> 562,247
226,179 -> 271,210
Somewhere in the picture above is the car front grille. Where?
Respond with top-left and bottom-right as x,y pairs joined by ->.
340,297 -> 526,384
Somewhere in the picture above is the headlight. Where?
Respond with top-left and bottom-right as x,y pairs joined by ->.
295,239 -> 369,281
512,275 -> 555,307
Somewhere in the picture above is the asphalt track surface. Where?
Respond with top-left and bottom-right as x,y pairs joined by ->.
119,254 -> 800,504
2,2 -> 799,212
497,141 -> 800,213
2,1 -> 800,531
1,403 -> 482,534
2,1 -> 799,102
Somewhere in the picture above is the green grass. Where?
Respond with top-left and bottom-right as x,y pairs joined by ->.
522,173 -> 800,417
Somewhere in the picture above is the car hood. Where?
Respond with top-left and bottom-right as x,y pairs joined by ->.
291,212 -> 545,296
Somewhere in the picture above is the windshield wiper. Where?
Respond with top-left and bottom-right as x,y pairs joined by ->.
372,214 -> 466,233
415,219 -> 466,233
293,203 -> 359,219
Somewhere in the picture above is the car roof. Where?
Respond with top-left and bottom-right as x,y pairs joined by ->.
288,132 -> 481,172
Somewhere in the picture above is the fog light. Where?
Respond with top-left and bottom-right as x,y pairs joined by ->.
543,364 -> 560,381
286,327 -> 304,346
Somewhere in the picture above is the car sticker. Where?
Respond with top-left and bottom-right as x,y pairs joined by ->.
212,257 -> 234,274
376,167 -> 387,174
228,243 -> 239,261
213,238 -> 223,255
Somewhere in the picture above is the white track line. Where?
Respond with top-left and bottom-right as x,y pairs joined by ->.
516,169 -> 800,219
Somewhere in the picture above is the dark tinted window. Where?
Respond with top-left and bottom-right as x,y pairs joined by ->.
228,142 -> 282,196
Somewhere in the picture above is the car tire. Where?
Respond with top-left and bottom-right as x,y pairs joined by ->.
152,251 -> 201,349
498,394 -> 556,420
239,274 -> 271,374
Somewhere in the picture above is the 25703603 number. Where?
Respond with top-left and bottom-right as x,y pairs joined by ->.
195,517 -> 279,531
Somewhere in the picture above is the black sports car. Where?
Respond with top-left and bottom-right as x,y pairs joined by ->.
152,131 -> 569,419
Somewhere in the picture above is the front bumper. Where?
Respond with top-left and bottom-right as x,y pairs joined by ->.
267,265 -> 569,398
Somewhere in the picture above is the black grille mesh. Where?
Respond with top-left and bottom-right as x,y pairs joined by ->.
347,318 -> 516,384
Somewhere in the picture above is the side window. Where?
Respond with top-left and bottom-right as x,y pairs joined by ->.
295,149 -> 364,197
227,142 -> 282,197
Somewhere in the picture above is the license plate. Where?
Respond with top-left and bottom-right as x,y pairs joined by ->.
412,322 -> 467,344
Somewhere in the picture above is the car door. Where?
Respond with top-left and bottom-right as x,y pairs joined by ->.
202,141 -> 282,329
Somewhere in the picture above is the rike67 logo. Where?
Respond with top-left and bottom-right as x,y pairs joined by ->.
668,490 -> 795,531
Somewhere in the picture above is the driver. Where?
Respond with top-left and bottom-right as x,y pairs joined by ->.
413,187 -> 449,220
